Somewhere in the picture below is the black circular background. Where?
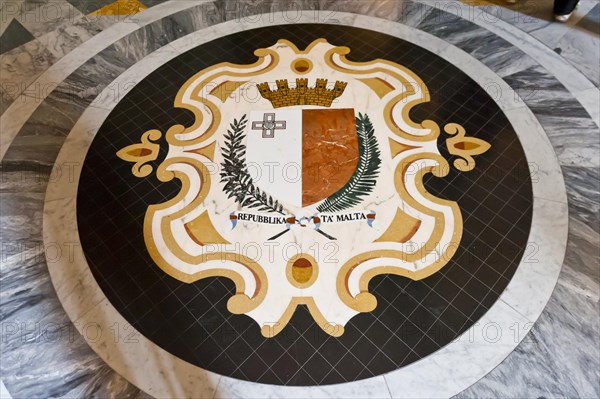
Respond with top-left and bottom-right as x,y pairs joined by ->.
77,24 -> 533,385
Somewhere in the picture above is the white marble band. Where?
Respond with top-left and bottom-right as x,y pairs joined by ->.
0,0 -> 203,160
43,12 -> 568,399
414,0 -> 599,126
2,0 -> 598,163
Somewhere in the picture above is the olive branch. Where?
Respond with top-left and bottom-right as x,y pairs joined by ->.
220,115 -> 284,214
316,112 -> 381,213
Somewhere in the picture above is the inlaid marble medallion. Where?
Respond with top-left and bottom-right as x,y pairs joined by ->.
77,25 -> 533,385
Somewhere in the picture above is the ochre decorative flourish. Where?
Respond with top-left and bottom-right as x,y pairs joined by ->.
115,42 -> 281,322
116,130 -> 161,177
164,46 -> 280,147
144,156 -> 269,315
257,78 -> 347,108
324,45 -> 441,142
115,38 -> 486,338
336,152 -> 463,313
445,123 -> 491,172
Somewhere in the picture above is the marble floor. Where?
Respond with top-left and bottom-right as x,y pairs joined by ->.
0,0 -> 598,398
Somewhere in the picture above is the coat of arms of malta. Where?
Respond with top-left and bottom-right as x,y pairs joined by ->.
117,39 -> 490,337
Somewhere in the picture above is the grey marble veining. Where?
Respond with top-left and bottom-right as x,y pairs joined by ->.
414,4 -> 600,171
559,166 -> 600,300
2,38 -> 155,169
414,6 -> 593,116
214,0 -> 361,23
216,0 -> 431,27
563,166 -> 600,228
1,168 -> 50,275
1,134 -> 68,171
3,89 -> 96,169
393,0 -> 435,28
167,2 -> 226,29
0,19 -> 35,54
529,0 -> 598,48
559,223 -> 600,303
482,49 -> 540,80
555,3 -> 600,87
54,43 -> 137,105
2,1 -> 229,169
500,64 -> 599,168
420,0 -> 599,122
112,15 -> 193,62
0,85 -> 13,115
527,283 -> 599,398
87,13 -> 134,31
453,326 -> 581,397
319,0 -> 411,21
0,8 -> 226,396
521,89 -> 593,118
472,42 -> 531,75
0,190 -> 45,243
0,48 -> 156,385
535,114 -> 599,168
14,0 -> 83,38
478,0 -> 598,48
454,284 -> 599,399
477,1 -> 555,38
0,166 -> 147,399
502,63 -> 565,90
0,39 -> 58,105
451,29 -> 511,62
67,364 -> 147,398
0,166 -> 50,194
418,10 -> 519,68
416,7 -> 482,41
457,165 -> 599,398
501,64 -> 591,117
0,14 -> 103,117
0,246 -> 145,398
415,4 -> 592,112
35,15 -> 103,60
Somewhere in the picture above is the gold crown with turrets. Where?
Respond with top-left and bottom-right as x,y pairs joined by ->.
257,78 -> 347,108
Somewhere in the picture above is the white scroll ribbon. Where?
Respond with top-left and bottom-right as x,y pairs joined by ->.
230,210 -> 377,240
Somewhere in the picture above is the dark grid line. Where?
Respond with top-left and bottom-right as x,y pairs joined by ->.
76,24 -> 533,386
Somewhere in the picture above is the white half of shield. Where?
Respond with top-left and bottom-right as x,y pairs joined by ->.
246,109 -> 302,208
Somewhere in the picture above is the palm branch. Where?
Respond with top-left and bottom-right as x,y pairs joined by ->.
317,112 -> 381,213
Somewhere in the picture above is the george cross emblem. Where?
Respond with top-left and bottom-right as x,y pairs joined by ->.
251,113 -> 286,138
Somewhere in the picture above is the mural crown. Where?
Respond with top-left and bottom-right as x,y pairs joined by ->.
257,78 -> 347,108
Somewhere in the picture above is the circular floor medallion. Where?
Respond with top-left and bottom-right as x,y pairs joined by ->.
77,24 -> 533,385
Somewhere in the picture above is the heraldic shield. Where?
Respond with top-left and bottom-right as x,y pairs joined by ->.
246,108 -> 359,208
116,38 -> 491,337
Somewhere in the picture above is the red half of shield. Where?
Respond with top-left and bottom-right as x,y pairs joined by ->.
302,108 -> 358,207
